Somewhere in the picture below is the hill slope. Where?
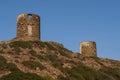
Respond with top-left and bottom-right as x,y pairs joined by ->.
0,41 -> 120,80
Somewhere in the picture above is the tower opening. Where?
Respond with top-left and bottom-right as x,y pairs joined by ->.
28,14 -> 32,19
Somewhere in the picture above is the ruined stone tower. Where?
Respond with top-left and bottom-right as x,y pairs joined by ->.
80,41 -> 97,57
17,14 -> 40,41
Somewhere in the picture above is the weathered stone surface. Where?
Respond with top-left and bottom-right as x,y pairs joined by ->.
16,14 -> 40,41
80,41 -> 97,57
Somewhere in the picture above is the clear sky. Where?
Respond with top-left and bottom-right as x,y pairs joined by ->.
0,0 -> 120,60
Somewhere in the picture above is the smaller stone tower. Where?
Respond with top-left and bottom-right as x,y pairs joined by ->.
80,41 -> 97,57
17,14 -> 40,41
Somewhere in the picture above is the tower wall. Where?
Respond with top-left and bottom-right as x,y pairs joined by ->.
17,14 -> 40,41
80,41 -> 97,57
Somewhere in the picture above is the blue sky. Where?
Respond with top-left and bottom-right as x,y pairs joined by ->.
0,0 -> 120,60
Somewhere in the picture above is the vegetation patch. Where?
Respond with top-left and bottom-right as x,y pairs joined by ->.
44,42 -> 57,51
67,62 -> 112,80
12,47 -> 21,55
22,61 -> 46,70
5,63 -> 19,72
46,54 -> 62,68
0,55 -> 7,70
0,55 -> 19,72
58,50 -> 70,58
100,67 -> 120,80
33,41 -> 46,48
10,41 -> 32,49
58,46 -> 72,53
46,54 -> 68,74
0,71 -> 56,80
29,50 -> 36,56
0,55 -> 7,65
29,50 -> 46,60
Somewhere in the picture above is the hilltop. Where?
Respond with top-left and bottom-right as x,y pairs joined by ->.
0,40 -> 120,80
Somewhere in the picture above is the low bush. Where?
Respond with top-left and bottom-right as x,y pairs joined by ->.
29,50 -> 46,60
1,71 -> 47,80
68,62 -> 112,80
100,67 -> 120,80
6,63 -> 19,72
58,50 -> 70,58
0,55 -> 7,65
10,41 -> 32,49
44,42 -> 57,51
29,50 -> 36,56
0,55 -> 7,70
22,61 -> 46,70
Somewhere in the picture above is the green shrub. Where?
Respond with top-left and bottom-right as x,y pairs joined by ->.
6,63 -> 19,72
29,50 -> 46,60
46,54 -> 62,67
13,47 -> 21,55
100,67 -> 120,80
0,55 -> 7,70
44,42 -> 57,51
33,41 -> 46,48
58,46 -> 72,53
58,75 -> 69,80
10,41 -> 32,49
29,50 -> 36,56
0,55 -> 20,72
36,55 -> 46,60
46,55 -> 57,62
22,61 -> 46,70
1,70 -> 56,80
1,71 -> 44,80
0,55 -> 7,65
68,62 -> 112,80
46,54 -> 74,75
46,54 -> 65,72
40,51 -> 45,54
58,51 -> 70,58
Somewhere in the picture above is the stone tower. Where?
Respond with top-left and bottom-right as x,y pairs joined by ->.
80,41 -> 97,57
17,14 -> 40,41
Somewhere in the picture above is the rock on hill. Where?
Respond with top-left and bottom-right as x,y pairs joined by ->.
0,41 -> 120,80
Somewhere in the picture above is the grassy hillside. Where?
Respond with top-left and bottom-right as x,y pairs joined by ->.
0,41 -> 120,80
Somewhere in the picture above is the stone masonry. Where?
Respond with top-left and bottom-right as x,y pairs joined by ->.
11,13 -> 97,57
16,14 -> 40,41
80,41 -> 97,57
